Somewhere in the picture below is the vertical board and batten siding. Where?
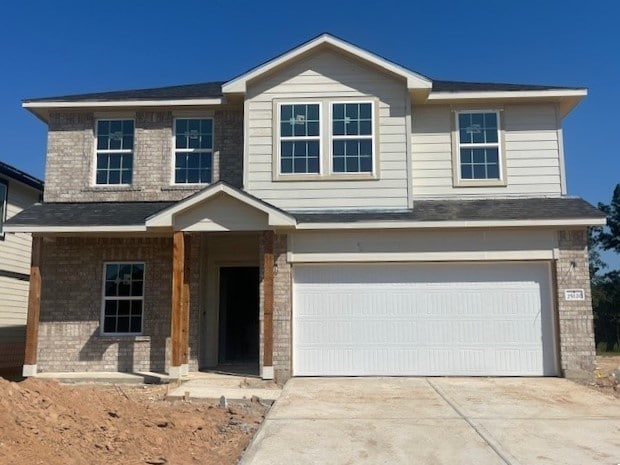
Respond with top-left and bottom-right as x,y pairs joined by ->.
245,49 -> 410,210
411,104 -> 562,198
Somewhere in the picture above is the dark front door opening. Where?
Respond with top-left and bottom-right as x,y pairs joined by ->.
218,267 -> 259,372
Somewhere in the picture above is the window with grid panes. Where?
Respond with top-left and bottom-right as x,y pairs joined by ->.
332,102 -> 373,173
174,118 -> 213,184
279,103 -> 320,174
102,263 -> 144,334
457,111 -> 501,180
95,120 -> 134,185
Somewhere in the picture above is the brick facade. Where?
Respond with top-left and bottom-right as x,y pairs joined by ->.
33,229 -> 597,381
44,107 -> 243,203
36,236 -> 201,373
555,229 -> 596,379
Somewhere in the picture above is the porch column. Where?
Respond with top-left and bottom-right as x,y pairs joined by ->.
23,236 -> 42,377
170,231 -> 190,378
262,230 -> 274,379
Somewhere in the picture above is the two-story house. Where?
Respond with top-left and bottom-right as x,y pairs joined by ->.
0,161 -> 43,370
6,34 -> 605,382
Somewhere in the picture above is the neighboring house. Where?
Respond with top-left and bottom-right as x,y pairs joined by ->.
6,34 -> 606,382
0,161 -> 43,369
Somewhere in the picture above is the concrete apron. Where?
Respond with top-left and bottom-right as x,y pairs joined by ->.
166,372 -> 282,402
34,371 -> 282,402
239,377 -> 620,465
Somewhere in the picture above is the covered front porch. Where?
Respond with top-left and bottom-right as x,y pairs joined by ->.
19,183 -> 295,383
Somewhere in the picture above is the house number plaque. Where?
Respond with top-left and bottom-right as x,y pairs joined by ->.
564,289 -> 585,301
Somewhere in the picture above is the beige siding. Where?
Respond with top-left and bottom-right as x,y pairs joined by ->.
289,228 -> 558,262
0,179 -> 39,364
245,49 -> 410,210
411,104 -> 562,198
1,181 -> 38,275
0,276 -> 29,328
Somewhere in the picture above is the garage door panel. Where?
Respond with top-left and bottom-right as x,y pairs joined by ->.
293,262 -> 556,376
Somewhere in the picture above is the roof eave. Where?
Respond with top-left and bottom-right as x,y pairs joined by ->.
295,217 -> 606,230
22,98 -> 226,123
425,89 -> 587,117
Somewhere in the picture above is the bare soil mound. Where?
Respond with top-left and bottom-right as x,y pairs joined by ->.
0,377 -> 267,465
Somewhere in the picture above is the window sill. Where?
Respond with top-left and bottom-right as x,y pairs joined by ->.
274,173 -> 379,182
83,186 -> 142,193
98,334 -> 150,342
161,184 -> 209,191
453,179 -> 507,188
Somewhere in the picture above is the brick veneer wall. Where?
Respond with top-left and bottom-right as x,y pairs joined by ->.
36,236 -> 200,373
259,232 -> 292,384
44,107 -> 243,203
556,229 -> 596,379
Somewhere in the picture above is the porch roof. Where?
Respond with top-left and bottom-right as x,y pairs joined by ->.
4,193 -> 605,234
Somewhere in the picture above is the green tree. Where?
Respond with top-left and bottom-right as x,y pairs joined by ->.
591,184 -> 620,352
595,184 -> 620,253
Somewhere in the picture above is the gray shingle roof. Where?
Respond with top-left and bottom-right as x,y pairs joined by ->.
6,197 -> 604,229
293,198 -> 605,223
431,80 -> 583,93
23,79 -> 581,104
23,81 -> 225,103
6,202 -> 174,227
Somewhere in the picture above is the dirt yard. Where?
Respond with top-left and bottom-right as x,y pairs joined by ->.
594,354 -> 620,398
0,377 -> 268,465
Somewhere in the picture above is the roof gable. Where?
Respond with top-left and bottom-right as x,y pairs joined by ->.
145,182 -> 296,230
222,33 -> 432,94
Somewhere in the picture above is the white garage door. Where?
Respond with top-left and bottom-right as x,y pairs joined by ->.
293,262 -> 557,376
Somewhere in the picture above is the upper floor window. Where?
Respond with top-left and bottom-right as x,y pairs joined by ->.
101,262 -> 144,335
332,102 -> 373,173
276,100 -> 376,179
0,180 -> 7,240
174,118 -> 213,184
456,111 -> 502,182
279,103 -> 321,174
96,120 -> 134,185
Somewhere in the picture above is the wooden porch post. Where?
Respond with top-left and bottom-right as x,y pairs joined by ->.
23,236 -> 42,377
171,231 -> 190,378
262,231 -> 274,377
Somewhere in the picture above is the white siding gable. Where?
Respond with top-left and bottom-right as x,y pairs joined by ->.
245,49 -> 410,211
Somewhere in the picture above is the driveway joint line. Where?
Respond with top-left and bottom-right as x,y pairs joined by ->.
426,378 -> 521,465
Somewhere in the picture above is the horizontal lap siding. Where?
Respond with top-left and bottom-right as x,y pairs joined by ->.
246,50 -> 409,210
1,182 -> 38,275
412,104 -> 562,198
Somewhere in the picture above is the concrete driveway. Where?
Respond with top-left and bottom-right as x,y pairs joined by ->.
239,377 -> 620,465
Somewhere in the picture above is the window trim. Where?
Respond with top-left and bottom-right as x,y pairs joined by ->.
93,118 -> 135,187
100,261 -> 145,336
0,179 -> 7,240
171,117 -> 215,186
272,98 -> 380,181
452,109 -> 507,187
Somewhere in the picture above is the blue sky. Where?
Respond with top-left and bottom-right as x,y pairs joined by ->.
1,0 -> 618,267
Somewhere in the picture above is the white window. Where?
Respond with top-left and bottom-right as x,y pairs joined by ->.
101,262 -> 144,335
331,102 -> 373,173
456,111 -> 501,181
95,120 -> 134,185
279,103 -> 321,174
275,100 -> 376,178
174,118 -> 213,184
0,180 -> 6,240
